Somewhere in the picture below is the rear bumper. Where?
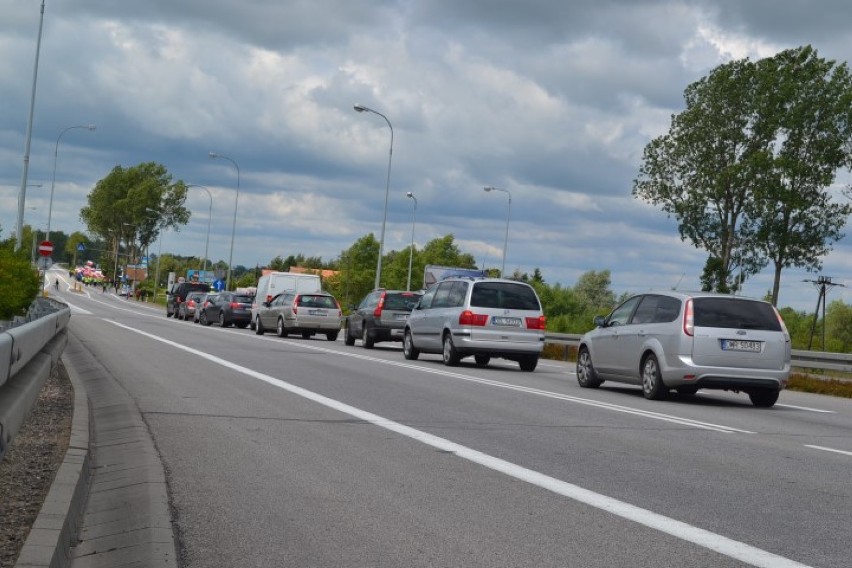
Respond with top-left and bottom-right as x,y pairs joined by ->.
661,357 -> 791,391
452,330 -> 544,356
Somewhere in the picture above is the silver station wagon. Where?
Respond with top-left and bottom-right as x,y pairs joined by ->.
576,291 -> 791,407
403,277 -> 546,371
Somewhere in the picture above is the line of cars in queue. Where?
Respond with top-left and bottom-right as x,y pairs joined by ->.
164,274 -> 792,407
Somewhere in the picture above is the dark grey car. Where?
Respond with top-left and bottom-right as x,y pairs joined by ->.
344,289 -> 423,348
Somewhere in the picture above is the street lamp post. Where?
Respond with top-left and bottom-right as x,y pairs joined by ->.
185,184 -> 214,273
406,192 -> 417,291
354,104 -> 393,289
208,153 -> 240,290
484,186 -> 512,278
46,124 -> 96,242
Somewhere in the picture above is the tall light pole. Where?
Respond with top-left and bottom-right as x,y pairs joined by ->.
354,104 -> 393,289
15,0 -> 46,251
209,153 -> 239,290
406,192 -> 417,291
484,186 -> 512,278
185,184 -> 214,274
46,124 -> 96,242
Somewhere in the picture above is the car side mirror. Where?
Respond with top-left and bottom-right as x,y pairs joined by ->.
593,315 -> 607,328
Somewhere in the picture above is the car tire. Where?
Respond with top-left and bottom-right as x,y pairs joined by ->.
748,389 -> 779,407
326,332 -> 338,342
301,331 -> 311,339
254,316 -> 265,335
641,354 -> 668,400
362,325 -> 375,349
518,355 -> 538,372
219,312 -> 231,328
403,330 -> 419,360
474,355 -> 490,367
277,318 -> 288,338
576,347 -> 603,388
344,322 -> 356,346
442,333 -> 460,366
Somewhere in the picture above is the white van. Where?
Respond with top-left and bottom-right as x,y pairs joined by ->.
250,272 -> 322,329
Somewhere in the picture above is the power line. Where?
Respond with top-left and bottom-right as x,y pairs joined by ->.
802,276 -> 846,350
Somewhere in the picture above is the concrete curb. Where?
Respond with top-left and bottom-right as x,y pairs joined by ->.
14,350 -> 91,567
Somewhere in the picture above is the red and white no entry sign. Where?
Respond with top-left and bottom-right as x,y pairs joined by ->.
38,240 -> 54,257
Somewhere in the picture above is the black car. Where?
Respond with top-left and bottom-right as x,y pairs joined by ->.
344,289 -> 423,348
197,291 -> 254,328
166,282 -> 211,318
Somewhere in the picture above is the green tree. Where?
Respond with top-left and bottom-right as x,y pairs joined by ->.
326,234 -> 380,307
825,300 -> 852,352
419,234 -> 477,269
80,162 -> 190,269
0,241 -> 40,319
634,46 -> 852,303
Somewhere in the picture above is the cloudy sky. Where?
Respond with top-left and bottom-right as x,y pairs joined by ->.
2,0 -> 851,311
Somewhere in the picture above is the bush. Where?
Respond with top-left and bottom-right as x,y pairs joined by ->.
0,244 -> 40,320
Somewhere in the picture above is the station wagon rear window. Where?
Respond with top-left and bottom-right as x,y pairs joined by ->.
297,295 -> 337,308
384,293 -> 421,311
693,298 -> 781,331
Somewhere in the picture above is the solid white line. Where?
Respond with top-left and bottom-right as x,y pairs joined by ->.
60,298 -> 93,315
103,318 -> 811,568
804,444 -> 852,457
776,403 -> 835,414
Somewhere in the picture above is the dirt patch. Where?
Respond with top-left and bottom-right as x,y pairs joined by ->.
0,363 -> 74,567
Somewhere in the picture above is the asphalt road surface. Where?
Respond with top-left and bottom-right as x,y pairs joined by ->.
57,278 -> 851,568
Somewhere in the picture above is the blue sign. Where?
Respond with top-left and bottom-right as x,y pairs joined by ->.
76,243 -> 85,252
213,279 -> 226,292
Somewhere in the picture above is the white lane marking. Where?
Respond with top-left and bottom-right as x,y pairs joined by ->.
60,298 -> 93,315
804,445 -> 852,457
103,318 -> 812,568
776,403 -> 835,414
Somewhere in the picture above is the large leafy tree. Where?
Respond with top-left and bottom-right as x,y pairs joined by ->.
80,162 -> 190,274
0,240 -> 40,319
634,45 -> 852,304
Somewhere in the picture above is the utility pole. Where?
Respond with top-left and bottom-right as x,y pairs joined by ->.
804,276 -> 845,350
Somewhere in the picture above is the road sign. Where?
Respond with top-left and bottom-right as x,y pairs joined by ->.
76,243 -> 85,252
38,241 -> 54,257
37,256 -> 53,270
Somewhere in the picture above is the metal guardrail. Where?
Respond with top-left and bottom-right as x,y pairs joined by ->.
0,297 -> 70,462
544,332 -> 852,374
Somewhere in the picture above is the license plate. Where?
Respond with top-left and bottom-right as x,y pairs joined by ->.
721,339 -> 762,352
394,313 -> 408,321
492,316 -> 521,327
309,309 -> 326,316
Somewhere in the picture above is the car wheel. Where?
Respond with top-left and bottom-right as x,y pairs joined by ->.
362,325 -> 375,349
403,330 -> 419,360
201,312 -> 211,326
166,308 -> 173,318
326,332 -> 339,342
641,354 -> 667,400
442,333 -> 460,366
748,389 -> 779,407
301,331 -> 311,339
518,355 -> 538,372
219,312 -> 231,328
576,347 -> 603,388
254,316 -> 265,335
276,318 -> 288,338
474,355 -> 490,367
344,322 -> 356,346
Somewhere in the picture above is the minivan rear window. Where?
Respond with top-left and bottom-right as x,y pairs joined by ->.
693,298 -> 781,331
470,282 -> 541,310
297,295 -> 337,308
384,293 -> 421,311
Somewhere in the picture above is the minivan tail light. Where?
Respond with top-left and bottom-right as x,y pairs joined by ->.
459,310 -> 488,326
683,298 -> 694,337
526,316 -> 546,330
293,295 -> 300,315
773,306 -> 790,340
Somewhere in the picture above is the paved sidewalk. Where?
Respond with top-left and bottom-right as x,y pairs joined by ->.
16,331 -> 178,567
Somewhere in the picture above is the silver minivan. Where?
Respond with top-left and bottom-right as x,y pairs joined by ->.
403,277 -> 546,371
576,291 -> 791,406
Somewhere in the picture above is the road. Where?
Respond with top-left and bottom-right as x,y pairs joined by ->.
56,278 -> 851,568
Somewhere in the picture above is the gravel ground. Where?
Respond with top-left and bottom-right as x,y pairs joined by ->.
0,364 -> 73,568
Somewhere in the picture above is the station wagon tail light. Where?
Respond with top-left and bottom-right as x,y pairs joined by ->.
526,316 -> 546,330
683,298 -> 694,337
374,293 -> 386,317
773,306 -> 790,340
292,295 -> 300,315
459,310 -> 488,326
229,302 -> 240,309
